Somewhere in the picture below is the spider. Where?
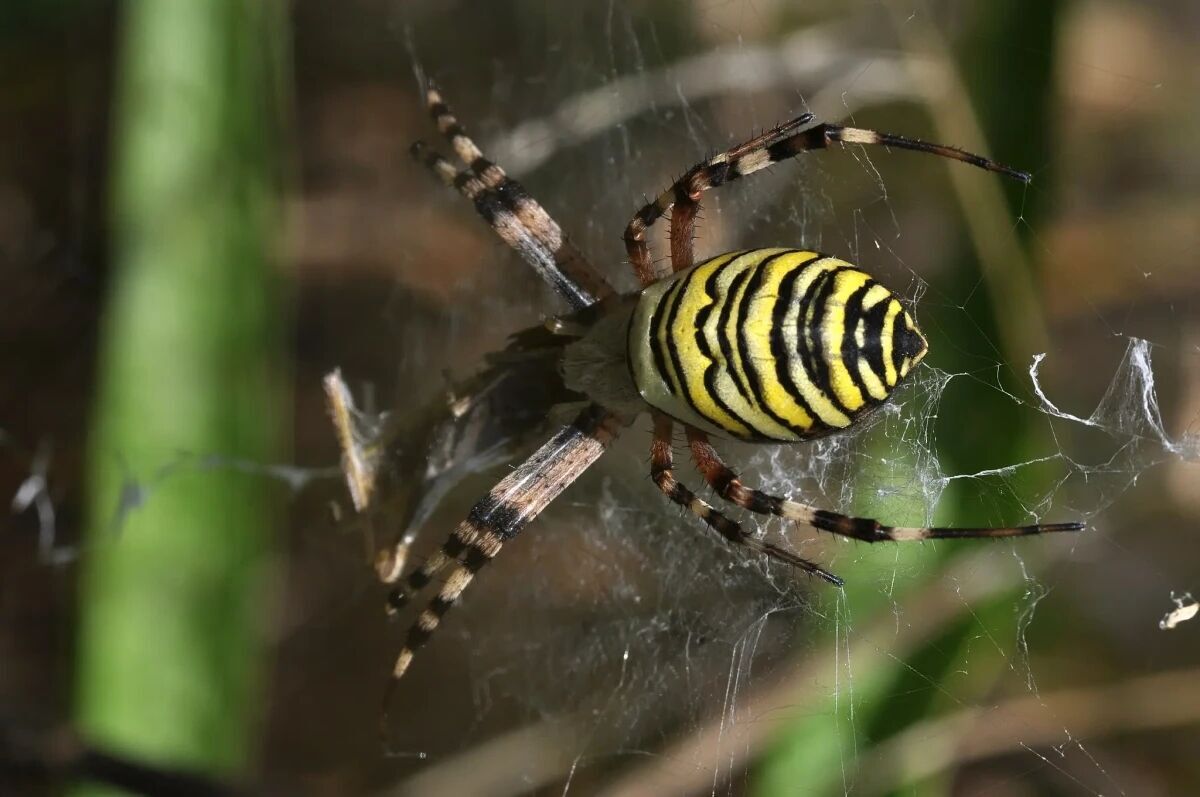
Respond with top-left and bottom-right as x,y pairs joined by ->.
362,84 -> 1084,716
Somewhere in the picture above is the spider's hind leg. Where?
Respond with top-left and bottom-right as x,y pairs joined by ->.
652,413 -> 842,586
685,427 -> 1084,544
383,404 -> 622,723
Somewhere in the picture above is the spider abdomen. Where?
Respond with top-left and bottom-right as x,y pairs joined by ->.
628,248 -> 928,442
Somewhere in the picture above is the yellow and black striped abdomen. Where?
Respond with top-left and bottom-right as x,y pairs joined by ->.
628,248 -> 928,442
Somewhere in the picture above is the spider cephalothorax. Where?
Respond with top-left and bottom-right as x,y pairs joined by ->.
342,85 -> 1084,724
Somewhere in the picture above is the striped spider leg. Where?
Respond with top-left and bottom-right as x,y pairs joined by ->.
650,411 -> 843,586
383,404 -> 623,726
410,83 -> 614,311
374,84 -> 615,598
372,87 -> 633,728
685,428 -> 1082,545
623,114 -> 1080,583
622,112 -> 1031,283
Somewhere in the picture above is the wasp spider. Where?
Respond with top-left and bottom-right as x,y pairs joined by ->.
368,84 -> 1084,716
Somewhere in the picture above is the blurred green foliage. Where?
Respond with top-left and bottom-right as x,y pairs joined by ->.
755,3 -> 1062,794
75,1 -> 286,789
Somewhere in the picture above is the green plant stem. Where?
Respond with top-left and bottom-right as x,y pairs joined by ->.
75,1 -> 285,790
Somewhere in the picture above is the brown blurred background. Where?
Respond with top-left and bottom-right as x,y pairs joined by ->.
2,1 -> 1199,795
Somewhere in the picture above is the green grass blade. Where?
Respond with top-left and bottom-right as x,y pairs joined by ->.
75,1 -> 285,789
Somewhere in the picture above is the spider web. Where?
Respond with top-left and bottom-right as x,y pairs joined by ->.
7,2 -> 1198,795
346,4 -> 1200,796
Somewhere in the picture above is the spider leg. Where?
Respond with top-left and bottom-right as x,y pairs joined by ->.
383,404 -> 623,721
414,85 -> 614,310
650,412 -> 842,586
624,116 -> 815,286
685,427 -> 1084,543
379,535 -> 463,614
668,182 -> 698,276
819,124 -> 1031,183
623,112 -> 1029,288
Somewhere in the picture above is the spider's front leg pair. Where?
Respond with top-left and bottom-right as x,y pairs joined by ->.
373,86 -> 631,726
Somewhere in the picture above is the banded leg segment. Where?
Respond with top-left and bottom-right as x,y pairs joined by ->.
386,523 -> 502,692
378,531 -> 466,615
623,113 -> 1030,287
384,404 -> 623,716
416,85 -> 614,310
412,139 -> 592,306
685,428 -> 1084,543
651,413 -> 843,586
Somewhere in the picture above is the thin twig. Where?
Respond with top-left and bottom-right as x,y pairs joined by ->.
384,721 -> 586,797
855,665 -> 1200,794
888,8 -> 1050,358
